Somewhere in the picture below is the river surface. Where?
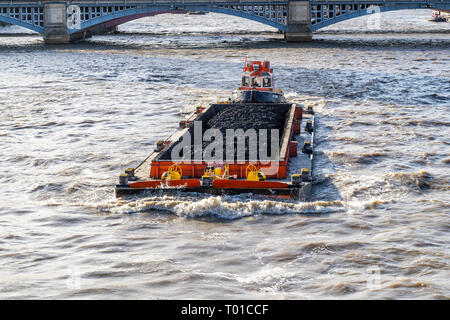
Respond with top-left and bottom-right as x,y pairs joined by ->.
0,9 -> 449,299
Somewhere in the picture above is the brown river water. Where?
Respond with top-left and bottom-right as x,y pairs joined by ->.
0,9 -> 449,299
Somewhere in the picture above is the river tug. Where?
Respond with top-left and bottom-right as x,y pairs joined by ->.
115,60 -> 315,201
231,60 -> 285,103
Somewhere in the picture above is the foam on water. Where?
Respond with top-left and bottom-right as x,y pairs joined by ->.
95,196 -> 346,219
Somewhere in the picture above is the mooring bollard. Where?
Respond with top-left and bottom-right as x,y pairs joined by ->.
119,174 -> 128,186
301,168 -> 311,182
305,120 -> 313,133
125,168 -> 135,181
302,140 -> 312,155
156,140 -> 164,152
291,174 -> 301,185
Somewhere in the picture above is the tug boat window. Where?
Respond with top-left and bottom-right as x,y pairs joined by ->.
263,78 -> 271,88
253,78 -> 261,87
242,76 -> 250,87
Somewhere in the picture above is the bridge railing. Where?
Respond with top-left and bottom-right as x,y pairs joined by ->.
0,0 -> 446,3
0,0 -> 280,3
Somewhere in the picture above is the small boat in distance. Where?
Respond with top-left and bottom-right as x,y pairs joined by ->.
231,60 -> 285,103
429,10 -> 449,22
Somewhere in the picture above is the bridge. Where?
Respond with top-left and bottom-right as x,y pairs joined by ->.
0,0 -> 449,43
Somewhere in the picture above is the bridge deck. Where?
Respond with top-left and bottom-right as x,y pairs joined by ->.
1,0 -> 449,39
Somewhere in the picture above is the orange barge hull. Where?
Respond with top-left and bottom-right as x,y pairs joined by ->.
116,183 -> 303,199
147,103 -> 301,179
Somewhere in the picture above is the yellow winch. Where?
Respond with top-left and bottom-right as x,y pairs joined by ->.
246,164 -> 266,181
202,165 -> 230,180
161,164 -> 182,181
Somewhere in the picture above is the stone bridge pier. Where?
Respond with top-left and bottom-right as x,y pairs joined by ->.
285,1 -> 312,42
43,2 -> 69,44
44,1 -> 102,44
43,1 -> 107,44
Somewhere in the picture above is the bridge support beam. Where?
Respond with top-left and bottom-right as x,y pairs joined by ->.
285,1 -> 312,42
43,2 -> 70,44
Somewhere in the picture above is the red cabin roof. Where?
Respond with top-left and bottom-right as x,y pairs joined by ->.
239,60 -> 275,91
243,60 -> 273,76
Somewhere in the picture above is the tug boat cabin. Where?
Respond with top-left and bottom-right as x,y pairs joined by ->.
231,60 -> 285,103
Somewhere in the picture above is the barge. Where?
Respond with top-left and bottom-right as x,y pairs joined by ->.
115,60 -> 315,201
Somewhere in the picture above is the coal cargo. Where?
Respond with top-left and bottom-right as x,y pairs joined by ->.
159,103 -> 290,161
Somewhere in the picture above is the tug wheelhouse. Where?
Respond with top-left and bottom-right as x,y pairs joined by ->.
232,60 -> 285,103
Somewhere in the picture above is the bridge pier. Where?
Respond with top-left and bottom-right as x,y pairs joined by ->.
42,2 -> 117,43
285,1 -> 312,42
43,2 -> 70,44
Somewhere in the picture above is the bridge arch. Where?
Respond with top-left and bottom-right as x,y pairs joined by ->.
310,2 -> 450,31
0,14 -> 44,34
67,4 -> 288,35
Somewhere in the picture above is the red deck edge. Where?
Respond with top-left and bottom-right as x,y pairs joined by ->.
212,179 -> 289,189
129,179 -> 201,189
